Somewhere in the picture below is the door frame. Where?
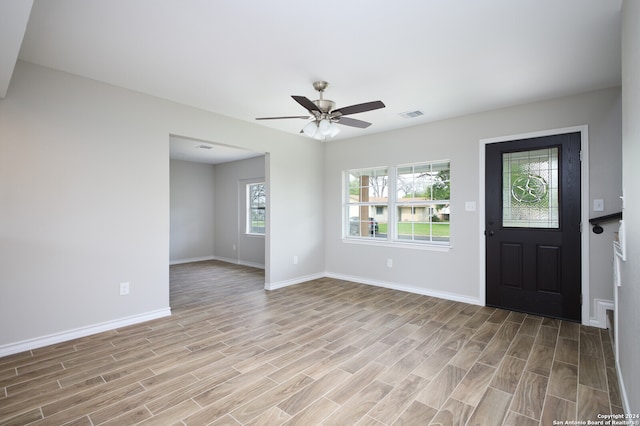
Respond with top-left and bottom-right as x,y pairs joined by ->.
478,125 -> 590,325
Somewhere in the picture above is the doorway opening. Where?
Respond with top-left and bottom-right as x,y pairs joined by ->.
169,135 -> 269,308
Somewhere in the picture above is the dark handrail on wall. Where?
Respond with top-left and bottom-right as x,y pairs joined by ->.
589,212 -> 622,234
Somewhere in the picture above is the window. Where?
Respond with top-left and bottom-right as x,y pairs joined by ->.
247,182 -> 265,235
344,161 -> 450,246
345,168 -> 388,239
502,148 -> 558,228
396,162 -> 450,243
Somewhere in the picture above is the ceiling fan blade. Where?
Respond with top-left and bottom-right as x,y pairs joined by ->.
292,95 -> 321,113
332,100 -> 385,116
336,117 -> 372,128
255,116 -> 310,120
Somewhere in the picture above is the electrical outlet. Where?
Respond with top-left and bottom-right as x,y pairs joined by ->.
119,282 -> 129,296
593,199 -> 604,212
293,255 -> 298,265
387,258 -> 393,268
232,244 -> 236,251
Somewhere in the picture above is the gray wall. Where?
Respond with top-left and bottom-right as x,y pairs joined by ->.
213,156 -> 266,268
619,0 -> 639,414
170,160 -> 215,263
325,88 -> 622,316
0,61 -> 324,350
169,157 -> 266,268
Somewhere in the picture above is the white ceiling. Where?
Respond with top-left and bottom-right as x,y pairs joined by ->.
2,0 -> 622,152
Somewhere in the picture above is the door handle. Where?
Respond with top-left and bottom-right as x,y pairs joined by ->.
485,230 -> 495,237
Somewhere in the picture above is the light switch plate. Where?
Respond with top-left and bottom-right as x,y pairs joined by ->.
465,201 -> 476,212
593,199 -> 604,212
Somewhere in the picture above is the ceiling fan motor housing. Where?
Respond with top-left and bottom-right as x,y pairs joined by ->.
314,99 -> 336,115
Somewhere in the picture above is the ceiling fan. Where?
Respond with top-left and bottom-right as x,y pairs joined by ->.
256,81 -> 385,140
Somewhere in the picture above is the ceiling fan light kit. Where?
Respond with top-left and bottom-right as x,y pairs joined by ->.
303,118 -> 340,140
256,81 -> 385,140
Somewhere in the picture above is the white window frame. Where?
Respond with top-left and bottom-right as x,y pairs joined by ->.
344,167 -> 389,240
343,160 -> 451,250
246,182 -> 265,235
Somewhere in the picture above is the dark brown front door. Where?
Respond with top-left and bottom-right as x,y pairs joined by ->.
485,132 -> 582,322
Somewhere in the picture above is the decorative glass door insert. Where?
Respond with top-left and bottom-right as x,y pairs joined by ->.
502,147 -> 559,228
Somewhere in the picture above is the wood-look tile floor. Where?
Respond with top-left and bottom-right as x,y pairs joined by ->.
0,261 -> 623,425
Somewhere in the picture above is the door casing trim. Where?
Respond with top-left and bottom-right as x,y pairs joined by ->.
479,125 -> 590,324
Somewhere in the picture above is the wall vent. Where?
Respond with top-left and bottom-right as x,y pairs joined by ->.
197,144 -> 213,150
398,110 -> 424,119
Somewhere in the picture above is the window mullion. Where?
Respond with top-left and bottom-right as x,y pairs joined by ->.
388,166 -> 397,241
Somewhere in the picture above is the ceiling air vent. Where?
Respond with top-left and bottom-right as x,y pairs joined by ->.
197,144 -> 213,150
398,110 -> 424,119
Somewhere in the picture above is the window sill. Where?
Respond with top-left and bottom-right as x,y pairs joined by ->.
245,233 -> 265,238
341,237 -> 451,252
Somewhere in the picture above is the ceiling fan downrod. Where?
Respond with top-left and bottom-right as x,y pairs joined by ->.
312,81 -> 335,115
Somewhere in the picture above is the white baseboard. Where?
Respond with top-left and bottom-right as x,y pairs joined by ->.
169,255 -> 214,265
265,272 -> 325,291
170,256 -> 265,270
589,298 -> 614,329
267,271 -> 482,306
237,260 -> 265,270
324,272 -> 483,306
213,256 -> 265,270
0,308 -> 171,358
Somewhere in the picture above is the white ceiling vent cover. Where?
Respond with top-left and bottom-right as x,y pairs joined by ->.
398,110 -> 424,119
